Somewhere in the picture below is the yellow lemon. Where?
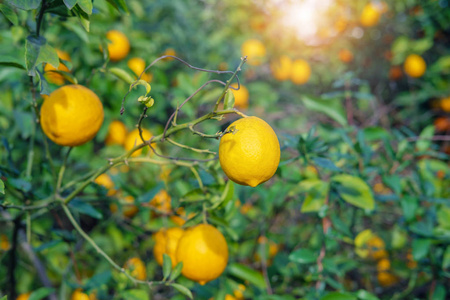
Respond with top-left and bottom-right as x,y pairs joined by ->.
219,117 -> 280,187
40,85 -> 104,147
153,227 -> 184,267
170,207 -> 195,226
127,57 -> 152,82
124,128 -> 153,157
71,289 -> 96,300
44,49 -> 71,85
124,257 -> 147,280
377,271 -> 398,287
111,195 -> 138,218
94,173 -> 116,196
149,189 -> 172,214
377,258 -> 391,272
17,293 -> 31,300
233,284 -> 246,299
0,234 -> 10,251
404,54 -> 426,78
241,39 -> 266,66
339,49 -> 354,63
270,55 -> 293,81
440,97 -> 450,112
230,83 -> 249,109
105,30 -> 130,61
360,3 -> 381,27
175,224 -> 228,285
163,48 -> 177,61
367,236 -> 388,260
105,120 -> 127,146
291,59 -> 311,85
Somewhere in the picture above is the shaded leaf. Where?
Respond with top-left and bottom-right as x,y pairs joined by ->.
170,283 -> 193,300
0,179 -> 4,194
224,89 -> 235,110
120,289 -> 149,300
227,263 -> 266,289
69,199 -> 103,219
84,271 -> 111,290
297,179 -> 329,213
63,0 -> 77,9
301,95 -> 347,126
77,0 -> 92,14
288,248 -> 317,264
162,254 -> 172,281
169,262 -> 183,281
0,55 -> 26,69
412,238 -> 431,261
312,157 -> 341,172
320,292 -> 357,300
106,0 -> 129,13
7,0 -> 41,10
416,125 -> 435,152
28,287 -> 55,300
332,174 -> 374,210
0,3 -> 18,25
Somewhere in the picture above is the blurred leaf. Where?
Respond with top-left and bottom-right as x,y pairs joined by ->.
7,0 -> 41,10
400,196 -> 418,222
77,0 -> 92,14
25,36 -> 59,76
28,287 -> 55,300
391,36 -> 410,65
106,0 -> 129,13
170,283 -> 193,300
36,69 -> 50,95
169,262 -> 183,281
34,240 -> 62,252
224,89 -> 235,110
0,179 -> 4,194
63,0 -> 77,9
356,290 -> 379,300
0,296 -> 6,300
430,55 -> 450,73
137,182 -> 163,203
416,125 -> 435,152
382,174 -> 401,195
84,271 -> 111,290
437,206 -> 450,229
432,284 -> 447,300
412,238 -> 431,261
411,39 -> 433,54
0,55 -> 26,69
312,157 -> 341,172
0,4 -> 18,25
363,127 -> 390,141
227,263 -> 266,289
109,67 -> 135,84
443,246 -> 450,270
8,178 -> 31,192
63,20 -> 89,42
257,296 -> 296,300
295,179 -> 329,213
301,95 -> 347,126
73,5 -> 89,31
320,292 -> 357,300
162,253 -> 172,281
332,174 -> 374,210
69,199 -> 103,219
120,289 -> 149,300
288,248 -> 317,264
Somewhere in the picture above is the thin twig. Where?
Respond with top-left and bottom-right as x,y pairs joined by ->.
56,147 -> 72,194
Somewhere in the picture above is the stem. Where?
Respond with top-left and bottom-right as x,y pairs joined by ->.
190,167 -> 204,190
345,81 -> 353,126
8,216 -> 21,299
166,138 -> 216,155
56,147 -> 72,194
36,0 -> 46,37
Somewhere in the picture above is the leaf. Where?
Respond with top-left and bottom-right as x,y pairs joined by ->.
36,69 -> 50,95
443,246 -> 450,270
0,3 -> 18,25
62,20 -> 89,42
289,248 -> 317,264
332,174 -> 375,210
120,289 -> 149,300
401,196 -> 418,222
301,95 -> 347,126
298,179 -> 329,213
0,295 -> 6,300
0,55 -> 26,69
73,5 -> 90,31
363,127 -> 390,141
137,182 -> 163,203
69,199 -> 103,219
227,263 -> 266,289
7,0 -> 41,10
416,125 -> 435,152
63,0 -> 78,9
109,67 -> 135,84
412,238 -> 431,261
162,254 -> 172,281
44,69 -> 78,84
0,179 -> 4,194
106,0 -> 129,13
77,0 -> 92,14
84,271 -> 111,290
28,287 -> 55,300
25,36 -> 59,76
432,284 -> 447,300
169,262 -> 183,281
312,157 -> 341,172
356,290 -> 380,300
170,283 -> 193,300
224,89 -> 235,110
320,292 -> 357,300
430,55 -> 450,73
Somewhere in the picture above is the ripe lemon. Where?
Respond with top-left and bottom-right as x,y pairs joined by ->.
40,85 -> 104,147
153,227 -> 184,267
0,234 -> 10,251
241,39 -> 266,66
339,49 -> 354,63
230,83 -> 249,109
233,284 -> 246,299
111,195 -> 138,218
377,271 -> 398,287
376,258 -> 391,272
360,3 -> 381,27
105,120 -> 127,146
124,128 -> 153,157
127,57 -> 152,82
175,224 -> 228,285
440,97 -> 450,112
270,55 -> 292,81
149,189 -> 172,214
124,257 -> 147,280
403,54 -> 426,78
105,30 -> 130,61
367,236 -> 388,260
291,59 -> 311,85
44,49 -> 71,85
17,293 -> 31,300
219,117 -> 280,187
170,207 -> 195,226
94,173 -> 116,196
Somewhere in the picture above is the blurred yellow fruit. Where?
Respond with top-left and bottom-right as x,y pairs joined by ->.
127,57 -> 152,82
105,30 -> 130,61
225,295 -> 238,300
94,173 -> 116,196
153,227 -> 184,267
407,251 -> 417,269
389,66 -> 403,81
377,271 -> 398,287
40,85 -> 104,147
124,128 -> 153,157
233,284 -> 246,299
218,62 -> 228,71
0,234 -> 10,251
230,83 -> 249,109
434,117 -> 450,132
339,49 -> 354,63
219,117 -> 280,187
241,39 -> 266,66
367,236 -> 388,260
441,97 -> 450,112
105,120 -> 127,146
403,54 -> 426,78
255,236 -> 279,263
111,195 -> 138,218
360,3 -> 381,27
334,17 -> 347,33
44,49 -> 71,85
71,289 -> 96,300
163,48 -> 177,61
176,224 -> 228,285
170,207 -> 195,226
149,189 -> 172,214
270,55 -> 293,81
124,257 -> 147,280
17,293 -> 30,300
290,59 -> 311,85
240,203 -> 252,215
377,258 -> 391,271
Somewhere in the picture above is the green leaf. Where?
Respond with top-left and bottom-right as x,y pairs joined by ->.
28,287 -> 55,300
0,295 -> 7,300
73,5 -> 90,31
63,19 -> 89,42
227,263 -> 266,289
109,67 -> 135,84
443,246 -> 450,270
36,69 -> 50,95
412,238 -> 431,261
25,36 -> 59,76
120,289 -> 149,300
312,157 -> 341,172
411,39 -> 433,54
363,127 -> 390,141
0,55 -> 26,69
432,284 -> 447,300
416,125 -> 435,152
69,199 -> 103,219
106,0 -> 129,13
169,262 -> 183,281
400,196 -> 418,222
162,253 -> 172,281
84,271 -> 111,290
0,179 -> 4,194
430,55 -> 450,73
356,290 -> 380,300
301,95 -> 347,126
320,292 -> 357,300
288,248 -> 317,264
7,0 -> 41,10
0,4 -> 18,25
170,283 -> 193,300
297,179 -> 329,213
77,0 -> 92,14
437,206 -> 450,229
332,174 -> 375,210
224,88 -> 235,110
63,0 -> 78,9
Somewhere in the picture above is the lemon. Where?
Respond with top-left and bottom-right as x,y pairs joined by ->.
111,195 -> 138,218
339,49 -> 354,63
127,57 -> 152,82
17,293 -> 31,300
176,224 -> 228,285
94,173 -> 116,196
403,54 -> 426,78
241,39 -> 266,66
360,3 -> 381,27
71,289 -> 96,300
377,271 -> 398,287
124,257 -> 147,280
149,189 -> 172,214
270,55 -> 292,81
44,49 -> 71,85
440,97 -> 450,112
376,258 -> 391,272
153,227 -> 184,267
0,234 -> 10,251
105,120 -> 127,146
40,85 -> 104,147
291,59 -> 311,85
367,236 -> 388,260
219,117 -> 280,187
106,30 -> 130,61
230,83 -> 249,109
124,128 -> 153,157
163,48 -> 177,61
